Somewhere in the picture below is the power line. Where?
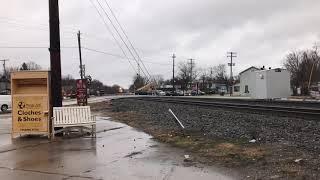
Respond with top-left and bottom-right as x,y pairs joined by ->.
0,45 -> 171,66
82,47 -> 171,66
89,0 -> 138,75
0,17 -> 115,43
0,46 -> 77,49
95,0 -> 150,79
103,0 -> 151,80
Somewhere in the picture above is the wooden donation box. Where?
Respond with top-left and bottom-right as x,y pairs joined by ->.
11,71 -> 51,138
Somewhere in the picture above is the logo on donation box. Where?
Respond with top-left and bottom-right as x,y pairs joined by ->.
77,79 -> 88,106
13,96 -> 47,133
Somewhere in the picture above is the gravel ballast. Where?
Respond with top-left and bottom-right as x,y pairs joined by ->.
112,98 -> 320,151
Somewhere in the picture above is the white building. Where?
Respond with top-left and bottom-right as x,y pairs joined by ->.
239,67 -> 291,99
239,66 -> 259,97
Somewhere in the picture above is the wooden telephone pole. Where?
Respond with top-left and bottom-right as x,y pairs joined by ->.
77,30 -> 84,79
49,0 -> 62,107
227,52 -> 237,96
172,54 -> 176,94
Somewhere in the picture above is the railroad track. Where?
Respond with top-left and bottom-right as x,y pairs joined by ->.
134,97 -> 320,117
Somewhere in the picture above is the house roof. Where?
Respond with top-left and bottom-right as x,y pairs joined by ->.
239,66 -> 259,75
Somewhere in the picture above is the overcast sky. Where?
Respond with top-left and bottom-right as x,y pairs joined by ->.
0,0 -> 320,88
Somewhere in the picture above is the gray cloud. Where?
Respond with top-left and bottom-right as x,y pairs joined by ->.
0,0 -> 319,87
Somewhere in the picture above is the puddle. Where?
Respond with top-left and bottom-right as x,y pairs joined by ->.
0,116 -> 236,180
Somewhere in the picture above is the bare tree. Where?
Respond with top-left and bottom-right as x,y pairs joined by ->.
20,61 -> 42,71
212,64 -> 228,82
0,66 -> 19,82
177,62 -> 191,91
284,49 -> 320,95
199,68 -> 209,91
129,74 -> 147,91
151,74 -> 164,87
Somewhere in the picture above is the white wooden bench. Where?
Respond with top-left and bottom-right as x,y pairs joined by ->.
52,106 -> 96,138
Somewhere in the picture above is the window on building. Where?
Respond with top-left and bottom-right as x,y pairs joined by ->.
245,85 -> 249,93
234,86 -> 240,92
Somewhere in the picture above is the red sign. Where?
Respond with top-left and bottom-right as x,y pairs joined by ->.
76,79 -> 88,106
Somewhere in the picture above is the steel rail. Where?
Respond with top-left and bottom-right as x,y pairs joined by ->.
134,97 -> 320,116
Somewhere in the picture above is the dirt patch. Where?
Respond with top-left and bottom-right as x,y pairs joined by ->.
91,100 -> 320,180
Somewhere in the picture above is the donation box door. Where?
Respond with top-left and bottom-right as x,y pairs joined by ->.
11,71 -> 51,138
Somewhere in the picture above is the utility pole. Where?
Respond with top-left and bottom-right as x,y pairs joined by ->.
227,52 -> 237,96
308,43 -> 319,92
188,58 -> 195,82
49,0 -> 62,107
210,67 -> 213,89
0,59 -> 9,91
77,30 -> 83,79
172,54 -> 176,94
188,58 -> 195,92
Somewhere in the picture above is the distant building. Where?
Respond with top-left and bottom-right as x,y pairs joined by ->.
239,66 -> 259,97
233,83 -> 241,96
0,78 -> 10,93
239,67 -> 291,99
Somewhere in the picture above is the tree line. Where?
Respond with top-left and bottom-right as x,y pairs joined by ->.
132,46 -> 320,96
284,46 -> 320,95
62,74 -> 121,96
0,61 -> 42,82
130,62 -> 231,93
0,61 -> 121,95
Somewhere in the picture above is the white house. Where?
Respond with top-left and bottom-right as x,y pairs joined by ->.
239,66 -> 259,97
239,67 -> 291,99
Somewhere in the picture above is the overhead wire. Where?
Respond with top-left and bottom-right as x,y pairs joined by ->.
103,0 -> 151,80
0,46 -> 171,66
82,47 -> 171,66
95,0 -> 150,79
0,46 -> 78,49
89,0 -> 138,75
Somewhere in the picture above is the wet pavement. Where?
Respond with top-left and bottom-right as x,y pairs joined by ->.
0,113 -> 235,180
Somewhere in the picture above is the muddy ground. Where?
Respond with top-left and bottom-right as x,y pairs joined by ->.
90,100 -> 320,180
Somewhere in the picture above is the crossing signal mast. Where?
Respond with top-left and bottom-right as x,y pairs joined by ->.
227,52 -> 237,96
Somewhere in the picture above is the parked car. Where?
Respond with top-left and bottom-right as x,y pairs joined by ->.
0,95 -> 11,112
191,90 -> 205,96
135,91 -> 149,95
165,91 -> 173,96
175,90 -> 184,96
199,91 -> 206,95
184,90 -> 192,96
155,90 -> 166,96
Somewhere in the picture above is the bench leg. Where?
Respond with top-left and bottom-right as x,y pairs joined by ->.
91,124 -> 96,138
80,127 -> 84,135
95,124 -> 97,138
91,125 -> 94,137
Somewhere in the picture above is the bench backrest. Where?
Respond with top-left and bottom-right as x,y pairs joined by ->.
53,106 -> 93,126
